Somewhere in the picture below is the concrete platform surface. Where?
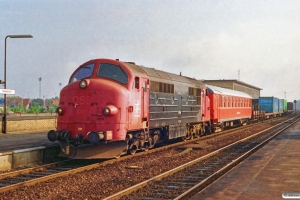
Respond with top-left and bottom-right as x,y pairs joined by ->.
191,121 -> 300,200
0,131 -> 59,152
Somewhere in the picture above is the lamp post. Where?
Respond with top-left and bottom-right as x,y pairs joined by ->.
3,35 -> 33,134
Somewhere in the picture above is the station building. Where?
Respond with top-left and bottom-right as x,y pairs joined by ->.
201,79 -> 262,99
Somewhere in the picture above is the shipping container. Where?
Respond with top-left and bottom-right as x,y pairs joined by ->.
279,99 -> 284,113
259,97 -> 279,113
287,102 -> 294,110
283,99 -> 287,112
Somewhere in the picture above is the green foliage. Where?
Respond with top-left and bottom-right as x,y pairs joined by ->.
9,104 -> 26,113
28,102 -> 43,114
7,100 -> 59,114
49,104 -> 58,113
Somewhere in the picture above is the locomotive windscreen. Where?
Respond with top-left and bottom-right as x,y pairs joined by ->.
70,64 -> 95,83
97,63 -> 128,85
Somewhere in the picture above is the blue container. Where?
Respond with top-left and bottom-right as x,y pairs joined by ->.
278,99 -> 284,113
259,97 -> 279,113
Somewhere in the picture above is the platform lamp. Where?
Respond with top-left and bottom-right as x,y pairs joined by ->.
2,35 -> 33,134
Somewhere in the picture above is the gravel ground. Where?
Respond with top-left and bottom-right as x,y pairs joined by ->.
0,119 -> 291,200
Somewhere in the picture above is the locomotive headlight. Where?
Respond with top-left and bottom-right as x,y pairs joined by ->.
79,79 -> 88,89
102,105 -> 118,116
56,107 -> 64,115
103,107 -> 110,115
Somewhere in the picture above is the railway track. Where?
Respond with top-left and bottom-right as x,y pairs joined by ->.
104,115 -> 300,200
0,115 -> 297,198
0,159 -> 104,193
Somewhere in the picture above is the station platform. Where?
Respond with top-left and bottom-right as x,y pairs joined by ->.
0,131 -> 61,171
0,130 -> 59,152
191,121 -> 300,200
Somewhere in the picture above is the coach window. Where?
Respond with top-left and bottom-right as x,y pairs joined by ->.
97,63 -> 128,85
228,96 -> 230,107
226,96 -> 229,107
227,96 -> 229,107
221,96 -> 223,107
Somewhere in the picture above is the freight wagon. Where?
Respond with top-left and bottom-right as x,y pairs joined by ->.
259,97 -> 282,117
287,102 -> 295,111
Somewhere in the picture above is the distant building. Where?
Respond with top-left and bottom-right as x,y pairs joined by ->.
50,99 -> 59,105
30,98 -> 46,108
22,98 -> 31,110
201,79 -> 262,99
6,97 -> 23,107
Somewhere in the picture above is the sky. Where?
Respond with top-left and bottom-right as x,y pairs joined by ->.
1,0 -> 300,102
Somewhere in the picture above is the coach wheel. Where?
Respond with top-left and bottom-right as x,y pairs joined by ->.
195,130 -> 200,138
205,126 -> 211,135
190,132 -> 195,140
182,136 -> 187,141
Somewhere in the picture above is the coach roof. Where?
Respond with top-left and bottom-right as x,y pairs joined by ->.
206,85 -> 252,98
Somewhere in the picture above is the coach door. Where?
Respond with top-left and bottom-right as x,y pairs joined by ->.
215,94 -> 220,120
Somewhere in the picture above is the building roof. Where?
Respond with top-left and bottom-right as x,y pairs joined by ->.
202,79 -> 262,90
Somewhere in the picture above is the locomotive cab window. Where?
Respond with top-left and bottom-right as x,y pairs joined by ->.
97,63 -> 128,85
143,81 -> 147,92
70,64 -> 95,83
134,77 -> 139,89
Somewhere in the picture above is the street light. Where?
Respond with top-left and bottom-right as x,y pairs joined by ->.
2,34 -> 33,134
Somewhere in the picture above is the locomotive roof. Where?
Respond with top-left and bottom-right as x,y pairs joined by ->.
206,85 -> 252,98
124,62 -> 206,89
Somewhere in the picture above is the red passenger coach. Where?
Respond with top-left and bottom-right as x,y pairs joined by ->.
206,85 -> 252,132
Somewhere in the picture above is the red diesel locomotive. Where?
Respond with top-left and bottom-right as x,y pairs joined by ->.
48,58 -> 253,159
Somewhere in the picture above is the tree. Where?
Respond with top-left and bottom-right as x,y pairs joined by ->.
9,104 -> 26,113
28,102 -> 42,114
48,104 -> 58,114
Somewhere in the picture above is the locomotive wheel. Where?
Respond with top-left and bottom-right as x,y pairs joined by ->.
143,142 -> 150,151
127,145 -> 137,155
114,153 -> 122,159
